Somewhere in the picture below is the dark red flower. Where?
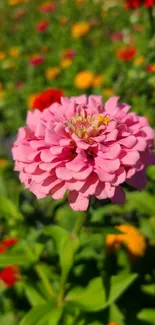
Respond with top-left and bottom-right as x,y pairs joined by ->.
0,266 -> 20,287
63,49 -> 76,60
36,20 -> 50,32
117,47 -> 136,61
30,88 -> 64,111
2,238 -> 19,248
125,0 -> 155,9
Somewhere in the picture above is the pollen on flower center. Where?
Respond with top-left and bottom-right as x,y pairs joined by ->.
67,111 -> 110,140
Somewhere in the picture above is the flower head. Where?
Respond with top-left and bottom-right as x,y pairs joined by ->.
29,88 -> 64,111
29,54 -> 44,66
72,22 -> 90,38
117,47 -> 136,61
75,71 -> 94,89
146,63 -> 155,72
36,20 -> 50,32
2,238 -> 19,248
125,0 -> 155,9
106,224 -> 146,257
12,95 -> 155,211
0,266 -> 20,287
45,67 -> 61,80
39,1 -> 56,13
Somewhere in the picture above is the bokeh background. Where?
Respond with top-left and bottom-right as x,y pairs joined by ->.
0,0 -> 155,324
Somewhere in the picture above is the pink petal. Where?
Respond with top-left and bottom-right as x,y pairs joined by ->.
71,166 -> 93,180
104,96 -> 119,115
80,173 -> 99,197
118,136 -> 137,148
51,182 -> 66,199
121,151 -> 140,166
68,191 -> 89,211
56,167 -> 72,180
105,129 -> 118,142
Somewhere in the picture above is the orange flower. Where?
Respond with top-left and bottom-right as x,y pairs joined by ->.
0,159 -> 8,168
134,55 -> 145,67
93,75 -> 104,88
106,224 -> 146,258
8,47 -> 20,58
0,52 -> 6,60
59,16 -> 69,25
45,67 -> 61,80
75,71 -> 94,89
61,58 -> 72,68
72,22 -> 90,38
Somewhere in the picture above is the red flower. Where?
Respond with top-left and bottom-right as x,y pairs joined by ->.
63,49 -> 76,59
30,88 -> 64,111
117,47 -> 136,61
29,55 -> 44,66
0,266 -> 20,287
2,238 -> 19,248
36,20 -> 50,32
39,1 -> 56,13
0,246 -> 6,254
125,0 -> 155,9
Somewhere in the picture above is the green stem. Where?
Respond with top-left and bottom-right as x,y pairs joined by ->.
57,275 -> 67,307
72,212 -> 87,236
148,7 -> 155,37
35,264 -> 55,297
57,210 -> 91,306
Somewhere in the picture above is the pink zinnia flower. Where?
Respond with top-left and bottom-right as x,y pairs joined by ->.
36,20 -> 50,32
110,32 -> 123,42
29,55 -> 44,66
12,95 -> 155,211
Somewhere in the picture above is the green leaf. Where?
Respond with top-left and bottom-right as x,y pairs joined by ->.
20,304 -> 52,325
0,254 -> 28,267
109,304 -> 125,325
60,234 -> 80,280
48,307 -> 63,325
108,272 -> 138,306
0,313 -> 17,325
137,309 -> 155,324
24,284 -> 46,307
66,273 -> 137,312
44,225 -> 68,254
141,284 -> 155,296
0,196 -> 23,220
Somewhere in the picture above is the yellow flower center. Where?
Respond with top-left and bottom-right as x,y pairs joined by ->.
67,111 -> 110,141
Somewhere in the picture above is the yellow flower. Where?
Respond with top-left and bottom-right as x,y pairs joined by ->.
61,58 -> 72,69
72,22 -> 90,39
0,159 -> 8,168
8,47 -> 20,58
9,0 -> 29,5
106,224 -> 146,258
0,52 -> 6,60
93,75 -> 104,88
0,91 -> 5,100
75,71 -> 94,89
45,67 -> 61,80
102,88 -> 115,97
134,55 -> 145,67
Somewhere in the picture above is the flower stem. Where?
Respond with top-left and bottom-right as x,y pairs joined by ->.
35,264 -> 55,297
72,212 -> 87,236
57,208 -> 91,306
